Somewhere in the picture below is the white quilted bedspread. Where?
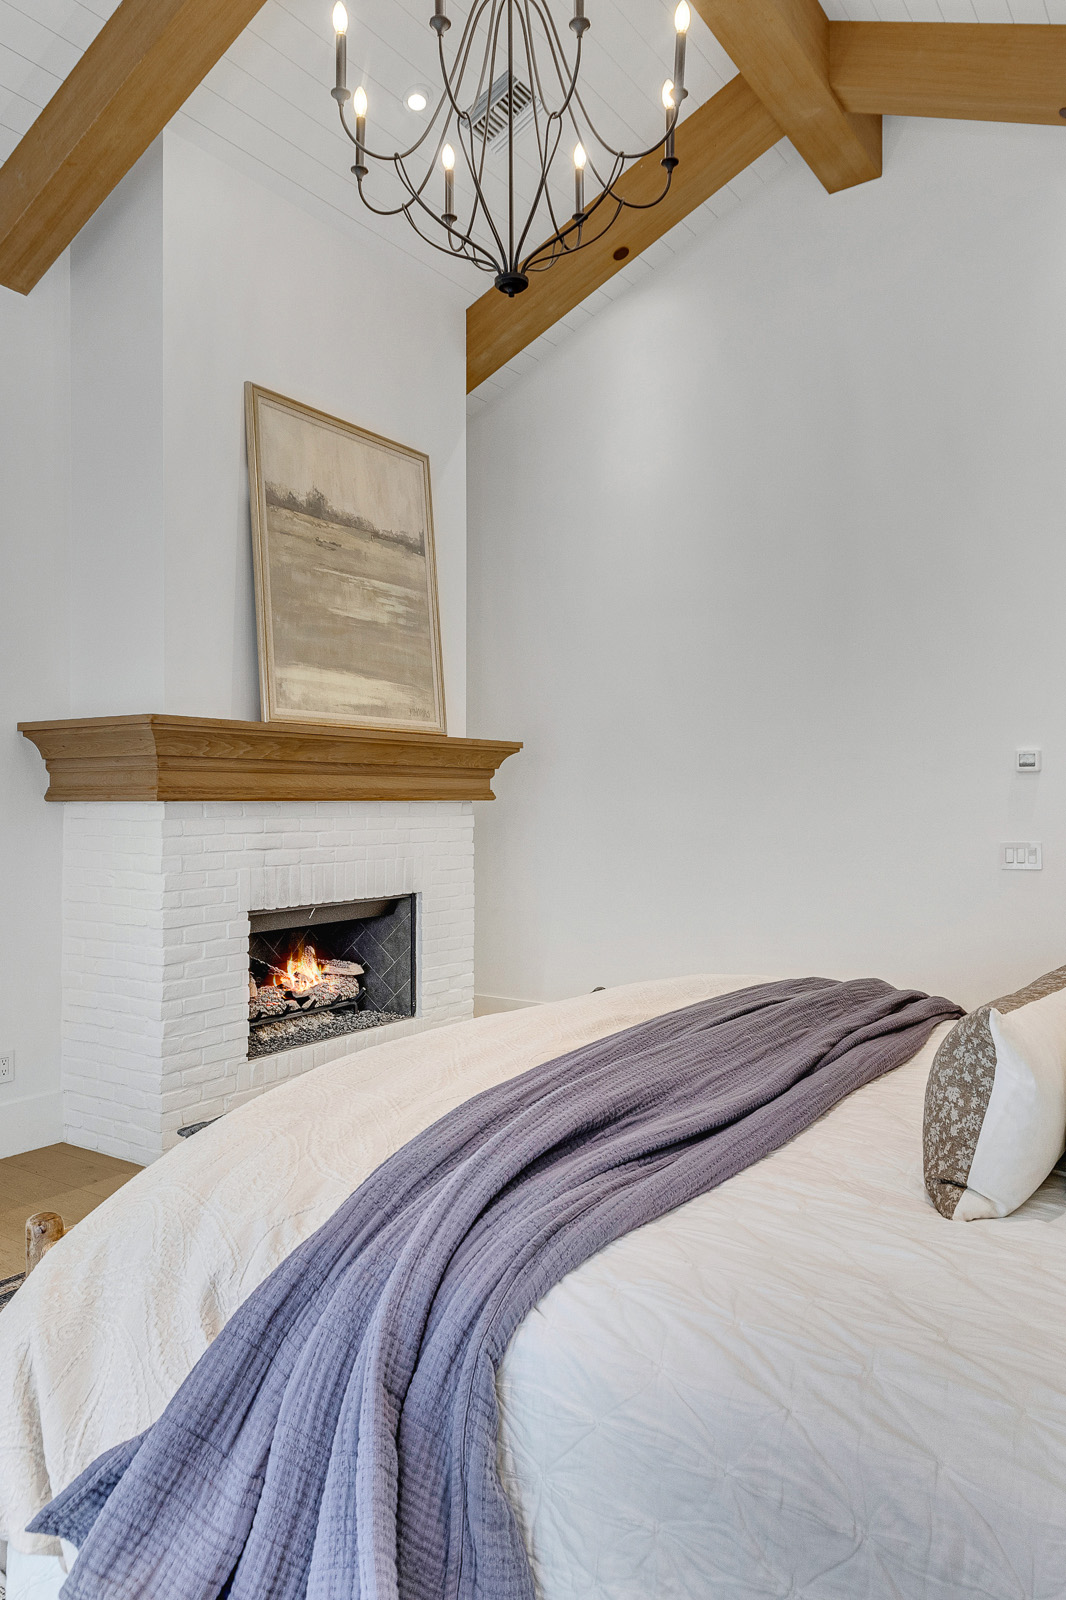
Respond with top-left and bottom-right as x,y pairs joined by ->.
3,975 -> 1066,1600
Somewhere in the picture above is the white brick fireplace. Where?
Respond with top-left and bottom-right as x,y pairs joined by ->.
61,800 -> 475,1164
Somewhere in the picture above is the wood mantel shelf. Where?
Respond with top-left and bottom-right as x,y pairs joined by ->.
18,715 -> 522,803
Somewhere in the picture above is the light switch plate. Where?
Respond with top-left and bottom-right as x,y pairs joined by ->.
1016,749 -> 1042,773
1003,844 -> 1042,870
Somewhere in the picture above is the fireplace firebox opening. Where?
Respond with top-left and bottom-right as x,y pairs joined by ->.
248,895 -> 416,1059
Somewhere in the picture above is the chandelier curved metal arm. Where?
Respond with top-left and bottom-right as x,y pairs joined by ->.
329,0 -> 690,295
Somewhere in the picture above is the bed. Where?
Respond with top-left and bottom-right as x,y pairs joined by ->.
2,973 -> 1065,1599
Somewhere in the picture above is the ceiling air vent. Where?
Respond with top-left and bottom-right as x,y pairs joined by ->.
470,73 -> 536,145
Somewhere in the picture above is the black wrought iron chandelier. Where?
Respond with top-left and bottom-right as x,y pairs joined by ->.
329,0 -> 690,296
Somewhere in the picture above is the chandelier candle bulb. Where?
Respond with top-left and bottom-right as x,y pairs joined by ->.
672,1 -> 689,103
442,142 -> 456,224
353,84 -> 367,171
662,80 -> 676,166
332,3 -> 348,94
573,142 -> 586,219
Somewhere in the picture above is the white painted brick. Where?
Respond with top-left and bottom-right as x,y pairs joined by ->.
62,799 -> 476,1161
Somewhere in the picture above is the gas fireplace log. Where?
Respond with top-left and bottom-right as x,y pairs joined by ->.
250,986 -> 301,1020
303,976 -> 363,1005
249,972 -> 363,1021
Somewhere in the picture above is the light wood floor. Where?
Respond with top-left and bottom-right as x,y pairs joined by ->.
0,1143 -> 141,1280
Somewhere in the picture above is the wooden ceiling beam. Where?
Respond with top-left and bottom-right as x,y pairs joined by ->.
467,75 -> 780,393
830,22 -> 1066,127
690,0 -> 881,195
0,0 -> 269,295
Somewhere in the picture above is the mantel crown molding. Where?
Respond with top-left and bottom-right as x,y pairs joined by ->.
18,714 -> 522,804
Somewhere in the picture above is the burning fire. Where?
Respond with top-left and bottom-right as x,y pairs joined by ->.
274,944 -> 324,994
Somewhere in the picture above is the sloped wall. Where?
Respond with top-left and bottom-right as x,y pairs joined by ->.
468,117 -> 1066,1011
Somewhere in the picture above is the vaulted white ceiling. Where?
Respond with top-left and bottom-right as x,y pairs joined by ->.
0,0 -> 1059,390
0,0 -> 735,291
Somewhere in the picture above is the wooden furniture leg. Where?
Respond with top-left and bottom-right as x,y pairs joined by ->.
26,1211 -> 65,1275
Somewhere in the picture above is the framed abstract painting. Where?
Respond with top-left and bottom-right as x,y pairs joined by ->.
245,383 -> 446,733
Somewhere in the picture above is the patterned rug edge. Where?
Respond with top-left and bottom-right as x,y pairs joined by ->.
0,1272 -> 25,1310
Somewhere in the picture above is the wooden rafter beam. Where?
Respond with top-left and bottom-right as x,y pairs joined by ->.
467,76 -> 780,392
0,0 -> 270,295
690,0 -> 881,194
831,22 -> 1066,127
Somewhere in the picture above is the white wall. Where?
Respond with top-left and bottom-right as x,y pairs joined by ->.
70,142 -> 166,713
161,132 -> 468,724
0,130 -> 469,1159
68,130 -> 469,727
468,117 -> 1066,1013
0,260 -> 71,1153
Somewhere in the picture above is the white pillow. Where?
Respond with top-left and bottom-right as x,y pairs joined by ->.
954,985 -> 1066,1221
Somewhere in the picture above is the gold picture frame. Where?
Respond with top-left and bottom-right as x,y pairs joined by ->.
245,383 -> 446,734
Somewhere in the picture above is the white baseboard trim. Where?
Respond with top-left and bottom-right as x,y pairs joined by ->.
0,1091 -> 63,1160
473,994 -> 540,1017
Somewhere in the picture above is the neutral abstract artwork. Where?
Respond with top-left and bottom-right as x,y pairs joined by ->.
245,384 -> 445,732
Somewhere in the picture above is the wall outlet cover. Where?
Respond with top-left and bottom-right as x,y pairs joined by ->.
0,1053 -> 13,1083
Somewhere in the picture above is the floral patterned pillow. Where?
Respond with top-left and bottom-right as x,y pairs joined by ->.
923,965 -> 1066,1219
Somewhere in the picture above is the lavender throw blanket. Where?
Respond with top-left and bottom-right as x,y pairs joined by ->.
33,977 -> 960,1600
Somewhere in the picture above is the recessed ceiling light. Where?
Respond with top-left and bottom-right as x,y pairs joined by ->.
405,88 -> 429,112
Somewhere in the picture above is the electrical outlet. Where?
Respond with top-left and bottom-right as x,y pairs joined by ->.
0,1052 -> 13,1084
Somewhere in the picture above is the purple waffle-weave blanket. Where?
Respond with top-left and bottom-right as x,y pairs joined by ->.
32,976 -> 961,1600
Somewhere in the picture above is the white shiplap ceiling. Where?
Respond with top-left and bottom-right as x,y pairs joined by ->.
180,0 -> 740,294
0,0 -> 737,293
0,0 -> 1059,389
